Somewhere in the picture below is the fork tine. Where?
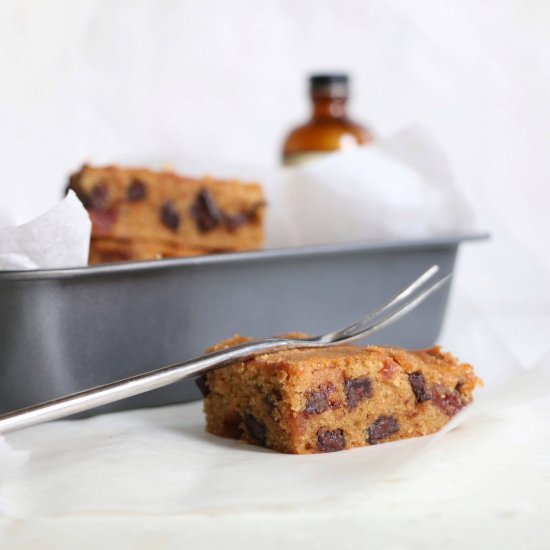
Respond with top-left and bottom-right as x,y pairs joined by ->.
357,265 -> 440,326
374,264 -> 440,315
317,265 -> 443,343
336,273 -> 452,345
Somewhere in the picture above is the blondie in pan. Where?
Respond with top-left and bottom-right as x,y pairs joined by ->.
68,164 -> 265,263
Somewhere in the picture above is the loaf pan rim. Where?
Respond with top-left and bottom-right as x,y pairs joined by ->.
0,232 -> 489,281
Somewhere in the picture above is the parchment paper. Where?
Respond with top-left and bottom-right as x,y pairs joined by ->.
0,190 -> 90,270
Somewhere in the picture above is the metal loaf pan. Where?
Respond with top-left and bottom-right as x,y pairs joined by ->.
0,235 -> 485,416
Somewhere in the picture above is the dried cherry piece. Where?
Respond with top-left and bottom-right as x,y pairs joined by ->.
305,382 -> 335,416
317,428 -> 346,452
367,415 -> 399,444
244,413 -> 267,445
345,376 -> 373,411
380,360 -> 398,381
191,189 -> 223,232
195,374 -> 210,397
408,372 -> 432,403
161,201 -> 180,230
127,178 -> 147,201
431,384 -> 464,417
90,208 -> 118,234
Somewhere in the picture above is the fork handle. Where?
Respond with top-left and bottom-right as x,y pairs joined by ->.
0,337 -> 295,435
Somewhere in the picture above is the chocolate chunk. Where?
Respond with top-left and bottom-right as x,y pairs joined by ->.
305,382 -> 335,416
345,376 -> 373,411
265,395 -> 275,413
265,388 -> 282,414
431,384 -> 464,417
408,371 -> 432,403
305,391 -> 329,415
224,201 -> 266,232
190,189 -> 223,232
161,201 -> 180,230
367,415 -> 400,444
223,411 -> 243,439
195,374 -> 210,397
317,428 -> 346,453
127,178 -> 147,201
271,388 -> 282,401
88,182 -> 110,211
244,413 -> 267,445
224,212 -> 248,232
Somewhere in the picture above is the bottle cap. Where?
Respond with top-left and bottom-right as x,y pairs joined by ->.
310,74 -> 349,98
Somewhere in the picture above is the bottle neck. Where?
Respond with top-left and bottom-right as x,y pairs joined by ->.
311,96 -> 348,120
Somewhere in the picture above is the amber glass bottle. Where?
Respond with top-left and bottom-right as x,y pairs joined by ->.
282,74 -> 374,166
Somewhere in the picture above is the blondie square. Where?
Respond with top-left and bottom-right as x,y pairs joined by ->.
200,336 -> 481,454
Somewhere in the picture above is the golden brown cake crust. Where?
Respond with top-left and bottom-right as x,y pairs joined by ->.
200,336 -> 482,454
89,237 -> 210,264
69,164 -> 265,263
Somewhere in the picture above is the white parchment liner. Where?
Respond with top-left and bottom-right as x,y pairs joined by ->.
0,191 -> 90,270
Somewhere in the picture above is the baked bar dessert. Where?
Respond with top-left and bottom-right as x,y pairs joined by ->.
68,164 -> 266,263
89,238 -> 209,264
199,336 -> 481,454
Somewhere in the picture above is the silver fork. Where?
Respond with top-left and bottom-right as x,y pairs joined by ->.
0,265 -> 450,435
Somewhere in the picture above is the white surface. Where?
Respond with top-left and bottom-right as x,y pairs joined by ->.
0,0 -> 549,548
2,402 -> 549,549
